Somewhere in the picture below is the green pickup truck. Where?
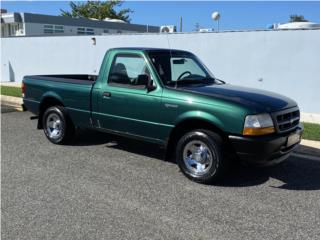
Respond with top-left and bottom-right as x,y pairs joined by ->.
23,48 -> 303,183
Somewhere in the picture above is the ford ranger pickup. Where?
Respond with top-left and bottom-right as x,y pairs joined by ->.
22,48 -> 303,183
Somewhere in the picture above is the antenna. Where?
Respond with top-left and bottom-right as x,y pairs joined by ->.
165,33 -> 176,88
211,11 -> 220,32
165,32 -> 172,51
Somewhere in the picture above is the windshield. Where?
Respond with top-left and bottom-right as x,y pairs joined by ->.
147,51 -> 215,86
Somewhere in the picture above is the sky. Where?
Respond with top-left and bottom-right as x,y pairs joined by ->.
1,1 -> 320,32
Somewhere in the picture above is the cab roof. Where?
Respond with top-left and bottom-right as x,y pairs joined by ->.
109,47 -> 192,54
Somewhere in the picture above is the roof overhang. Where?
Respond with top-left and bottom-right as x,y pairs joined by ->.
1,13 -> 22,24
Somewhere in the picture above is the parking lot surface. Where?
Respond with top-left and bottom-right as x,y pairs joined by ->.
2,111 -> 320,240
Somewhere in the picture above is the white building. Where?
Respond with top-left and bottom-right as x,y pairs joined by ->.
276,21 -> 320,30
0,10 -> 160,37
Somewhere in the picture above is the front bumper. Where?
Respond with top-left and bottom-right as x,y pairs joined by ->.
229,124 -> 304,166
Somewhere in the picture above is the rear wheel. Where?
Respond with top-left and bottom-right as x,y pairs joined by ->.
42,106 -> 75,144
176,129 -> 226,183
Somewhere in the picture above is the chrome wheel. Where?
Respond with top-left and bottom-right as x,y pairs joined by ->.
183,140 -> 215,175
46,113 -> 63,139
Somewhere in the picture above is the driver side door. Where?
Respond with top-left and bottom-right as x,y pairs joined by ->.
98,53 -> 168,142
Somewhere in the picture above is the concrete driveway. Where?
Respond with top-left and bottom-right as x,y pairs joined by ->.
1,111 -> 320,240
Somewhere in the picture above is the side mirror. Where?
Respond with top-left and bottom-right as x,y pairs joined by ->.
147,79 -> 157,92
136,74 -> 156,92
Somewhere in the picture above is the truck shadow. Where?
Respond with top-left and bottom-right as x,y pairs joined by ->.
71,129 -> 166,160
72,130 -> 320,191
217,156 -> 320,190
218,144 -> 320,190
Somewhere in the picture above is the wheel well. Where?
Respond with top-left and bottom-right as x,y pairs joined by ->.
37,97 -> 64,129
166,119 -> 228,158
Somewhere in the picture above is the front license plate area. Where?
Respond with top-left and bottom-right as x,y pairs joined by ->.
287,132 -> 301,147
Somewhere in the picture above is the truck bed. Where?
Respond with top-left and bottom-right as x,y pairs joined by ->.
24,74 -> 97,85
23,74 -> 97,127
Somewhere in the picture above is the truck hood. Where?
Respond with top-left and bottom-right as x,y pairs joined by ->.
180,84 -> 297,113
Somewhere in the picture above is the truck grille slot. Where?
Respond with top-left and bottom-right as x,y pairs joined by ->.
275,109 -> 300,132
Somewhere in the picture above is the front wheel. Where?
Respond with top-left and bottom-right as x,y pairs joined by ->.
176,129 -> 226,184
42,106 -> 75,144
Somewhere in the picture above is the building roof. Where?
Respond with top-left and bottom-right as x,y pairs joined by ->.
277,22 -> 320,30
1,12 -> 160,32
1,12 -> 22,24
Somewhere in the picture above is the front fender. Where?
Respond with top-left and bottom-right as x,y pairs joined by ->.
174,110 -> 225,131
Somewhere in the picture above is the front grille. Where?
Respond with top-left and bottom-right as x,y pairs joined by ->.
274,108 -> 300,132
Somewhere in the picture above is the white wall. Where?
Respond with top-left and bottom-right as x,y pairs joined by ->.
1,30 -> 319,113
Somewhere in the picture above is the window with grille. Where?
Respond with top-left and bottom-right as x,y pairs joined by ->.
77,27 -> 95,35
44,25 -> 64,34
54,25 -> 64,33
86,28 -> 94,35
44,25 -> 53,34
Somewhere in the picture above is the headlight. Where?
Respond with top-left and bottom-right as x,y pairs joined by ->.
243,113 -> 275,136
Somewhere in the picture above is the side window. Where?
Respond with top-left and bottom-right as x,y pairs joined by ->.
108,54 -> 152,88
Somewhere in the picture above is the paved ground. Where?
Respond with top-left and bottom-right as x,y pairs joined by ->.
2,111 -> 320,240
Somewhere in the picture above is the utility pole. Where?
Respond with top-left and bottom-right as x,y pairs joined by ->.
194,22 -> 200,32
211,12 -> 221,32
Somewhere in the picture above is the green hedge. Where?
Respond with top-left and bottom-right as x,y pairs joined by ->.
302,122 -> 320,141
0,86 -> 22,98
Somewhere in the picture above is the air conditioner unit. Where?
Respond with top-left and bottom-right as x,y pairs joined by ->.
160,25 -> 177,33
199,28 -> 214,32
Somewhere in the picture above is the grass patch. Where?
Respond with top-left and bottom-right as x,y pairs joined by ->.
0,86 -> 21,98
302,122 -> 320,141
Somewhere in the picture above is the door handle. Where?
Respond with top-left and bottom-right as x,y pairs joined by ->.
103,92 -> 111,98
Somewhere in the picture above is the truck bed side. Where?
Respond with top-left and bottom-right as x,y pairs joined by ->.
23,75 -> 96,127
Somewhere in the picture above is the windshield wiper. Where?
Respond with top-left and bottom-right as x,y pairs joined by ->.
201,77 -> 226,84
170,77 -> 222,88
214,78 -> 226,84
176,78 -> 215,85
176,79 -> 206,84
172,79 -> 205,88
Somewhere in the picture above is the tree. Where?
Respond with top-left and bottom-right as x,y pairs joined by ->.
289,14 -> 308,22
60,1 -> 133,23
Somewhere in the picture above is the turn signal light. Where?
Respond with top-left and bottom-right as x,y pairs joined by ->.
21,82 -> 25,98
243,127 -> 275,136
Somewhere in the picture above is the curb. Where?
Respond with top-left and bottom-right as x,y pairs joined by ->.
294,139 -> 320,158
0,82 -> 22,87
1,95 -> 23,111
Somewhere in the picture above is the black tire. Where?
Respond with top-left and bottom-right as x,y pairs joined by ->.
42,106 -> 75,144
176,129 -> 227,184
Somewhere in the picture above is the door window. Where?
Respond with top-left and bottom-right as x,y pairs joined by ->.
108,54 -> 152,88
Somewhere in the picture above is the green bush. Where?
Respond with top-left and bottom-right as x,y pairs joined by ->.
1,86 -> 22,98
302,122 -> 320,141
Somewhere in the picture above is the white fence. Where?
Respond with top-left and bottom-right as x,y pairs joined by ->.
1,30 -> 320,113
